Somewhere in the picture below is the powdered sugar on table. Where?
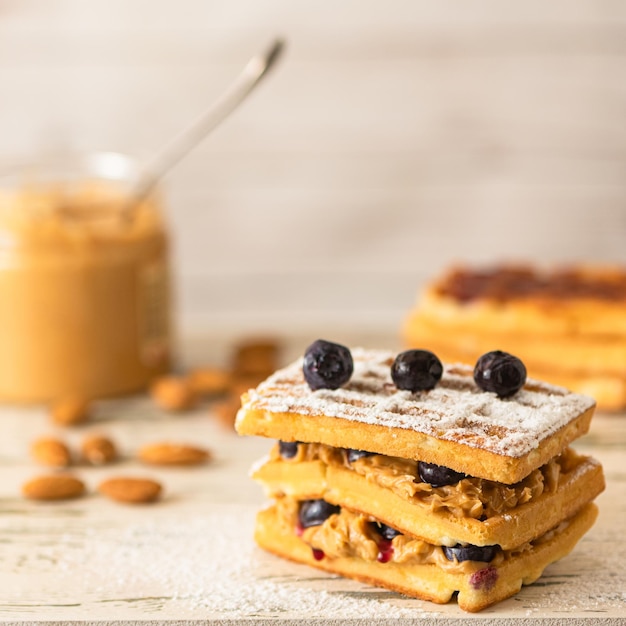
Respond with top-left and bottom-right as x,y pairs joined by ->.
244,349 -> 595,458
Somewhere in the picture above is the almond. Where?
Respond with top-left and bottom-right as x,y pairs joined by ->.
22,474 -> 86,501
138,442 -> 210,466
49,395 -> 91,427
30,437 -> 72,467
187,367 -> 230,397
150,376 -> 196,412
213,396 -> 241,429
98,477 -> 162,504
81,435 -> 117,465
230,374 -> 265,397
232,338 -> 279,377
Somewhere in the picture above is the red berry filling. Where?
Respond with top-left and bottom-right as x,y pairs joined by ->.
312,548 -> 325,561
469,566 -> 498,591
377,538 -> 394,563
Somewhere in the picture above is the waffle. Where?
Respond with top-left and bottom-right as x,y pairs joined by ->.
252,444 -> 604,550
255,500 -> 598,613
236,347 -> 604,612
403,265 -> 626,411
237,350 -> 596,484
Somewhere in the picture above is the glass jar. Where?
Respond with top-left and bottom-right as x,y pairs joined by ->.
0,152 -> 172,402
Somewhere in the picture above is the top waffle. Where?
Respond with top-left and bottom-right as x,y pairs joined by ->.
236,349 -> 596,484
417,265 -> 626,336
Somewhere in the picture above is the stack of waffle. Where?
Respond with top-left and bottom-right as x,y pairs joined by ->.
403,264 -> 626,411
235,347 -> 604,612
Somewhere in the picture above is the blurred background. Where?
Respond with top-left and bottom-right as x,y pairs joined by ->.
1,0 -> 625,338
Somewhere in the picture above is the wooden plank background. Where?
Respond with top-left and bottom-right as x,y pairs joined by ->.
0,0 -> 625,333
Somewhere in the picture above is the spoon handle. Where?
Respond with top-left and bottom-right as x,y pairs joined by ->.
130,38 -> 285,209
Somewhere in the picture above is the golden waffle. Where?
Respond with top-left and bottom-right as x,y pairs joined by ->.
252,444 -> 604,550
255,499 -> 598,613
236,346 -> 604,612
403,265 -> 626,410
236,349 -> 596,484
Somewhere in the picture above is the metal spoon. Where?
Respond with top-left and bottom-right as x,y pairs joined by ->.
127,37 -> 285,212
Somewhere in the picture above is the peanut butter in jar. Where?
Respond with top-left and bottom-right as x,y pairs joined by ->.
0,153 -> 172,402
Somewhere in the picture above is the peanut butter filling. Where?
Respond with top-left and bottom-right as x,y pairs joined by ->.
274,497 -> 565,574
270,443 -> 584,520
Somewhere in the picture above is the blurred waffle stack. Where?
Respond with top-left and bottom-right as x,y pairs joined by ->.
403,265 -> 626,412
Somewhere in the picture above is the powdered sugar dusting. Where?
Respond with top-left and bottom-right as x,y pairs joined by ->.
20,506 -> 441,619
244,348 -> 595,458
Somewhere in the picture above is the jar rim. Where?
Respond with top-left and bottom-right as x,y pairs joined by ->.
0,151 -> 144,186
0,152 -> 164,238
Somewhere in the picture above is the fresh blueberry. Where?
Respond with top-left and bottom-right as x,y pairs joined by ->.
372,522 -> 403,540
418,461 -> 466,487
391,350 -> 443,392
442,544 -> 499,563
302,339 -> 354,390
278,441 -> 300,459
298,499 -> 340,529
473,350 -> 527,398
346,449 -> 375,463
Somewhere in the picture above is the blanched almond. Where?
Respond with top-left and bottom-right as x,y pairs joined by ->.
22,474 -> 85,501
99,477 -> 162,503
138,442 -> 210,466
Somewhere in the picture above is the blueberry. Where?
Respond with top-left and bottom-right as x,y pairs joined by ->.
473,350 -> 527,398
391,350 -> 443,392
346,449 -> 375,463
303,339 -> 354,391
372,522 -> 402,540
298,499 -> 340,529
278,441 -> 300,459
418,461 -> 466,487
442,544 -> 499,563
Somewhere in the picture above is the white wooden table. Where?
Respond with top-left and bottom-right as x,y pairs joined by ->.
0,334 -> 624,625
